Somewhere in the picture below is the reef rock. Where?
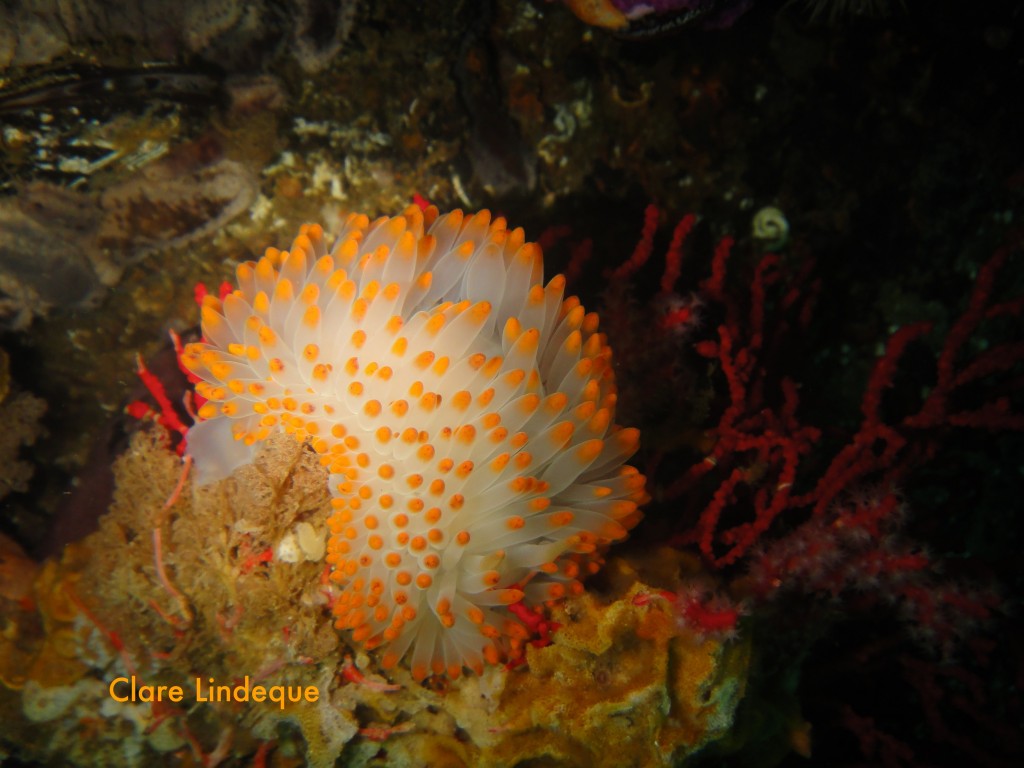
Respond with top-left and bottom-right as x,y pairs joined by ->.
0,427 -> 748,767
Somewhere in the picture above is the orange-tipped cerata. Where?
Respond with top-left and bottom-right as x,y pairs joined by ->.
183,205 -> 647,679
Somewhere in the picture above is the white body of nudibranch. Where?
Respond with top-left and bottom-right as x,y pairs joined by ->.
182,205 -> 647,680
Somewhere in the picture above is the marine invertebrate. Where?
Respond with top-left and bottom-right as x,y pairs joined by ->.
751,205 -> 789,251
562,0 -> 754,35
0,142 -> 256,330
0,350 -> 46,499
0,0 -> 354,73
181,204 -> 647,679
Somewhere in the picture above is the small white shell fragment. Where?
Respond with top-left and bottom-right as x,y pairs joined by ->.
276,531 -> 302,563
296,521 -> 326,561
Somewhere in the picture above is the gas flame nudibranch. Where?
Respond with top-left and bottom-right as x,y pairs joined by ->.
181,204 -> 647,680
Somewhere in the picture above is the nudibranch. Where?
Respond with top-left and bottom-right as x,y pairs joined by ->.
181,204 -> 647,680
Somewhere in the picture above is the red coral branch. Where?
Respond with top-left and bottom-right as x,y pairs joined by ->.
659,213 -> 697,295
610,203 -> 660,282
683,229 -> 1021,572
611,210 -> 1019,653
